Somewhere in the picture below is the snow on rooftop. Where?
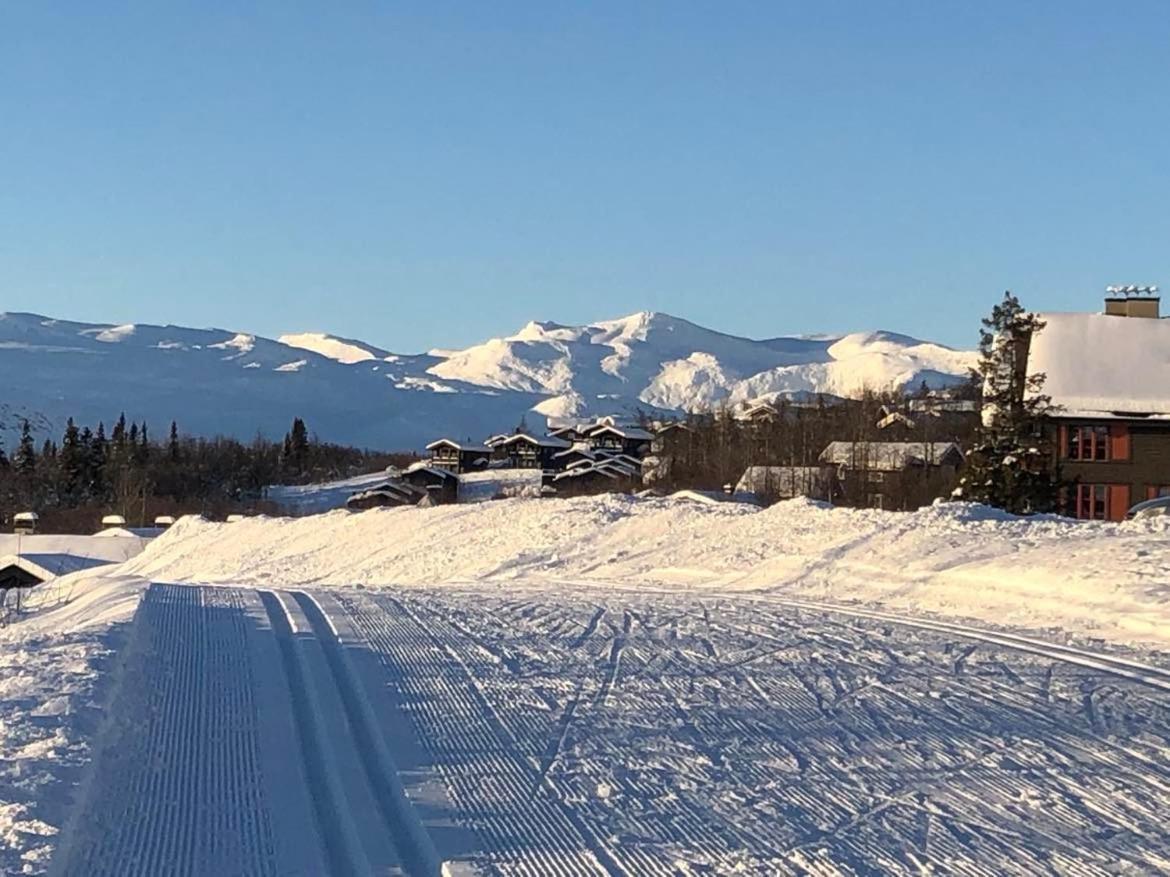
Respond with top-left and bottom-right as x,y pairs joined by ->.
820,441 -> 961,470
425,438 -> 492,453
1028,312 -> 1170,418
500,433 -> 573,448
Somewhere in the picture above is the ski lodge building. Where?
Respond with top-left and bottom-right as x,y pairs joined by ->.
1028,287 -> 1170,520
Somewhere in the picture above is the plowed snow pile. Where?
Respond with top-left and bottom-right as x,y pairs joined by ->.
121,495 -> 1170,647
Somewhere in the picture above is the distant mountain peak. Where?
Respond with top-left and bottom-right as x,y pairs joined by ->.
0,309 -> 975,449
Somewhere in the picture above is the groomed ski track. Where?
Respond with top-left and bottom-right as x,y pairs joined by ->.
51,582 -> 1170,876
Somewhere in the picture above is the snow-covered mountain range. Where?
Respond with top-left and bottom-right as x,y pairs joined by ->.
0,311 -> 975,450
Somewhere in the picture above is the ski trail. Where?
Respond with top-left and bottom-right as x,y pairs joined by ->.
50,585 -> 289,877
290,591 -> 444,877
257,590 -> 374,875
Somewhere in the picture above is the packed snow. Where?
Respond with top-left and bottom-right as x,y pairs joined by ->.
1,495 -> 1169,873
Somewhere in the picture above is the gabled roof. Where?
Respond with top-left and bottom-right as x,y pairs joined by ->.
736,402 -> 781,421
426,438 -> 492,454
819,441 -> 962,471
735,466 -> 835,496
500,433 -> 573,449
876,411 -> 917,430
1027,312 -> 1170,419
553,442 -> 595,460
584,424 -> 654,441
403,461 -> 458,480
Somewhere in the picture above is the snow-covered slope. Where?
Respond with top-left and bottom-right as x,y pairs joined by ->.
0,310 -> 975,450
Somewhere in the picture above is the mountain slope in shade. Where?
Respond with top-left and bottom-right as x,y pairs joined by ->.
0,310 -> 975,450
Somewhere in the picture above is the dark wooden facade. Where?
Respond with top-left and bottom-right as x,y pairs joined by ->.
501,434 -> 572,470
425,439 -> 491,475
584,425 -> 653,458
1052,419 -> 1170,521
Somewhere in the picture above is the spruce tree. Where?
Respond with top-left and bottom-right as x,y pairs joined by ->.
953,291 -> 1060,514
13,420 -> 36,476
59,418 -> 84,500
168,421 -> 181,464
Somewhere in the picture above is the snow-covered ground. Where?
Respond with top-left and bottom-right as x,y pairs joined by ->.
45,582 -> 1170,874
265,470 -> 397,515
122,495 -> 1170,649
0,576 -> 145,874
3,495 -> 1170,873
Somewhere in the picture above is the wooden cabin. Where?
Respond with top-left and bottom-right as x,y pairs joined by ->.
499,433 -> 573,470
582,423 -> 654,458
425,439 -> 492,475
401,464 -> 459,503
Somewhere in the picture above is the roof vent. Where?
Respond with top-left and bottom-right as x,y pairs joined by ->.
1105,285 -> 1160,319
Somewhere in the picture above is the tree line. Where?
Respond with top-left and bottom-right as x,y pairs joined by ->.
0,415 -> 412,533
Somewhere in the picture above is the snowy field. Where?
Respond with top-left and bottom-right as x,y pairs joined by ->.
43,582 -> 1170,875
1,494 -> 1169,874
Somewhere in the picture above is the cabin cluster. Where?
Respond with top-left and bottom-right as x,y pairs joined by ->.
345,417 -> 656,510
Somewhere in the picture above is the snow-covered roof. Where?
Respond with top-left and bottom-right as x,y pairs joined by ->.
736,466 -> 836,496
553,442 -> 595,460
735,402 -> 782,421
1028,312 -> 1170,419
584,424 -> 654,441
907,398 -> 979,414
484,434 -> 512,447
500,433 -> 573,449
876,411 -> 916,430
426,438 -> 492,454
0,553 -> 116,582
404,462 -> 457,479
95,526 -> 165,539
819,441 -> 962,471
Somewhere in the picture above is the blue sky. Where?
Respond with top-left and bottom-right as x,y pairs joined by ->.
2,3 -> 1167,351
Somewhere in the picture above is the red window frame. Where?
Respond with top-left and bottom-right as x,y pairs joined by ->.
1074,484 -> 1108,519
1066,425 -> 1111,461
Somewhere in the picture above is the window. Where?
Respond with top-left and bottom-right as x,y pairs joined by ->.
1075,484 -> 1109,520
1065,425 -> 1111,461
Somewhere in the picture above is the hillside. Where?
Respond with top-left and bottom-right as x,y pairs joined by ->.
1,310 -> 975,450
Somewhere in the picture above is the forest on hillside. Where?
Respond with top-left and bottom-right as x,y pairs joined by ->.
0,415 -> 412,533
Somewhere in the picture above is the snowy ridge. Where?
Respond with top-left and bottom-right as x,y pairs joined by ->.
0,310 -> 974,449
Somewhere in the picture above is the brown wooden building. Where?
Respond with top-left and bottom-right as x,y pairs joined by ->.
1027,290 -> 1170,521
424,439 -> 492,475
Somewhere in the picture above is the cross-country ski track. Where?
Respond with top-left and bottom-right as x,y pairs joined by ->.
48,582 -> 1170,875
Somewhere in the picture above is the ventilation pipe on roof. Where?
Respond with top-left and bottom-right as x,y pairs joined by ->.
1105,285 -> 1160,318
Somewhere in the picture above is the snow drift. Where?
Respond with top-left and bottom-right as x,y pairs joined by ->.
120,496 -> 1170,649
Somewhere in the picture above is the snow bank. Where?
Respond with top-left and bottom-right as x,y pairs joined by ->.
0,573 -> 146,873
119,496 -> 1170,648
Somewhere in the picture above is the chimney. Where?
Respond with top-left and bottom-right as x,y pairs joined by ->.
1105,285 -> 1160,319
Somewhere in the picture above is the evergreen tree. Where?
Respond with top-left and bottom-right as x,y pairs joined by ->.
59,418 -> 84,500
280,417 -> 310,477
13,420 -> 36,476
112,413 -> 127,446
168,421 -> 181,464
953,291 -> 1060,514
